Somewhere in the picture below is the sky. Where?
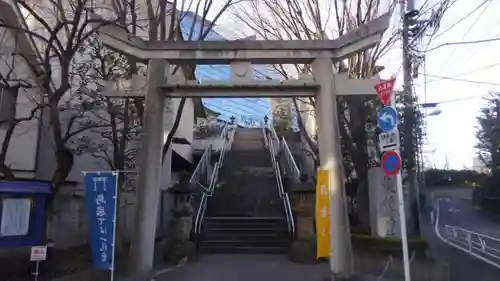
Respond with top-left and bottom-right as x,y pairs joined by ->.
380,0 -> 500,170
188,0 -> 500,170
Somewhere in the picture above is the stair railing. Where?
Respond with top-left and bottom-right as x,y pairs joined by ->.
267,118 -> 301,183
281,138 -> 301,182
262,121 -> 296,240
189,122 -> 229,193
193,121 -> 236,244
262,123 -> 269,149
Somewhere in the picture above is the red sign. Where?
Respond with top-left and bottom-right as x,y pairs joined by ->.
374,78 -> 396,105
381,151 -> 401,176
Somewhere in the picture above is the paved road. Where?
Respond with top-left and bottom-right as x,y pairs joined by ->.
421,188 -> 500,281
152,254 -> 383,281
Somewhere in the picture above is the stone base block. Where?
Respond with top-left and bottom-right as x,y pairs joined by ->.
288,239 -> 318,264
164,239 -> 199,265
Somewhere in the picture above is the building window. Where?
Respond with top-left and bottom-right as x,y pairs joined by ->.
0,87 -> 18,124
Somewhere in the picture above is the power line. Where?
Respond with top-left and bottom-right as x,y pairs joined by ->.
432,0 -> 491,41
426,37 -> 500,52
424,93 -> 489,104
394,0 -> 459,76
441,0 -> 492,66
419,73 -> 500,86
448,62 -> 500,77
424,62 -> 500,85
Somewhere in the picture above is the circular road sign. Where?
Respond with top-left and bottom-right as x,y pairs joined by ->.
377,106 -> 398,132
381,151 -> 401,176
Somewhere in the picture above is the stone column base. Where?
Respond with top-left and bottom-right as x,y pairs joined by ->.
289,239 -> 318,264
164,239 -> 199,265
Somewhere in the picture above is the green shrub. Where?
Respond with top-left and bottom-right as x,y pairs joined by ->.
351,234 -> 428,258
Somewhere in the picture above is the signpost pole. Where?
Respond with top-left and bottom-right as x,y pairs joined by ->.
376,79 -> 411,281
34,261 -> 39,281
391,91 -> 411,281
30,245 -> 47,281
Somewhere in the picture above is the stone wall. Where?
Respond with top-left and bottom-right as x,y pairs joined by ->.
0,180 -> 176,259
46,183 -> 175,249
368,167 -> 415,238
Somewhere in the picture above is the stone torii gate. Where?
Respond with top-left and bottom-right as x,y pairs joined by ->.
97,13 -> 390,280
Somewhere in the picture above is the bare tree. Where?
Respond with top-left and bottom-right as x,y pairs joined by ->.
0,31 -> 41,179
231,0 -> 450,232
103,0 -> 238,164
0,0 -> 124,195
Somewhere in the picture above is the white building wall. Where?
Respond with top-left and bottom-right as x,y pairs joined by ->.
12,0 -> 193,181
170,96 -> 194,162
0,20 -> 40,175
0,0 -> 195,248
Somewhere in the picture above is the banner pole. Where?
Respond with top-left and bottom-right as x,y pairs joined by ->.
110,171 -> 119,281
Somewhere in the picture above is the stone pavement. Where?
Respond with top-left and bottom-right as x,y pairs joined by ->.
151,254 -> 384,281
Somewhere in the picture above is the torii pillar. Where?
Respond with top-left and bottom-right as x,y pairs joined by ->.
97,12 -> 390,280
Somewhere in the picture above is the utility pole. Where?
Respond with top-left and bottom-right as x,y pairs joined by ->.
401,0 -> 420,235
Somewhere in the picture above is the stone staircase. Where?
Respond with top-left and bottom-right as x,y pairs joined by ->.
199,217 -> 290,253
199,128 -> 291,253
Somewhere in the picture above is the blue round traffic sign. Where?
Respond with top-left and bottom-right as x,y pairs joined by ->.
381,151 -> 401,176
377,106 -> 398,132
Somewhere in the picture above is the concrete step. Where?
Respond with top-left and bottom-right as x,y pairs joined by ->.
231,128 -> 267,150
205,175 -> 283,217
223,150 -> 273,167
198,245 -> 289,254
199,216 -> 291,254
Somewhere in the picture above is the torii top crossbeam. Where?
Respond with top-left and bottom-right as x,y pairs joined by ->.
96,13 -> 391,64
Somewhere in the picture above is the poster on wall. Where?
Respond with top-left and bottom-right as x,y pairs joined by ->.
0,198 -> 32,237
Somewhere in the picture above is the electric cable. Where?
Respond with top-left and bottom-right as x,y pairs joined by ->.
426,37 -> 500,52
422,93 -> 489,105
431,0 -> 491,41
441,0 -> 492,67
424,62 -> 500,85
418,73 -> 500,86
394,0 -> 457,76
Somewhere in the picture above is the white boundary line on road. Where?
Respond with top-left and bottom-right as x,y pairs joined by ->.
434,199 -> 500,269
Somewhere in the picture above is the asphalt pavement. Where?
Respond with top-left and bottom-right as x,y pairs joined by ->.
422,187 -> 500,281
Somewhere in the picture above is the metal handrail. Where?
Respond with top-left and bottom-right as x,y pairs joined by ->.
262,121 -> 295,239
189,123 -> 229,189
262,124 -> 269,149
266,117 -> 301,182
281,138 -> 301,182
193,123 -> 236,241
269,120 -> 280,142
189,146 -> 211,191
443,224 -> 500,263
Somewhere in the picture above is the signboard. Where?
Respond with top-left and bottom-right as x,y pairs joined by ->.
84,171 -> 118,270
315,170 -> 330,259
1,198 -> 31,237
374,77 -> 396,105
30,245 -> 47,261
378,130 -> 400,152
377,106 -> 398,132
381,151 -> 401,176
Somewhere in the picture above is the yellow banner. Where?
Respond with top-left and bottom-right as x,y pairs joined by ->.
315,169 -> 331,259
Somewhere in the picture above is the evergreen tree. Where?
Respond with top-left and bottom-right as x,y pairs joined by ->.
476,92 -> 500,195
